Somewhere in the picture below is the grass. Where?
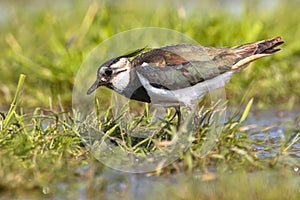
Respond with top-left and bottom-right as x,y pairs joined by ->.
0,0 -> 300,199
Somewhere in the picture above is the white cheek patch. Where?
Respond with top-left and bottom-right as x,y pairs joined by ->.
107,59 -> 132,92
111,61 -> 132,92
111,69 -> 130,91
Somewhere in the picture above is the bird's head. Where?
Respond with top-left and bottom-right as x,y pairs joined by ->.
87,47 -> 146,95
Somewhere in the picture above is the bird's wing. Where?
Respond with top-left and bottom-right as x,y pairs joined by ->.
133,44 -> 228,90
135,61 -> 227,90
132,44 -> 217,67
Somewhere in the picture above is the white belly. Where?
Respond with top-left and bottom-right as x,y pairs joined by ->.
137,71 -> 233,107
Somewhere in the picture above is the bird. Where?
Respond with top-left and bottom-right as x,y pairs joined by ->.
87,36 -> 283,124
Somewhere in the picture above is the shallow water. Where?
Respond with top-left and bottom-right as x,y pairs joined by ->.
50,166 -> 300,200
245,110 -> 300,159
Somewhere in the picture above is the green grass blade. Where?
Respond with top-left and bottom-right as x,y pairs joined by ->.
239,98 -> 253,123
2,74 -> 26,131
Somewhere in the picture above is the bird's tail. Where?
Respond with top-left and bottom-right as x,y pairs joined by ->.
231,36 -> 284,70
254,36 -> 284,54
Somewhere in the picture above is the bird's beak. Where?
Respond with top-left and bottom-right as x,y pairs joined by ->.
87,79 -> 105,95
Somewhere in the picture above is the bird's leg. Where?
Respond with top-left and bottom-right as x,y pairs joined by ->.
175,106 -> 181,130
168,106 -> 181,130
175,106 -> 181,128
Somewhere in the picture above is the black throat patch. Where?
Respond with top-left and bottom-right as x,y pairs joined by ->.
129,86 -> 151,103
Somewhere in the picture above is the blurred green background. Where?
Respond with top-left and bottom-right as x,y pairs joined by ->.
0,0 -> 299,110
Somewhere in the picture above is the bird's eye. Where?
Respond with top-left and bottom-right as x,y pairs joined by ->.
104,68 -> 113,76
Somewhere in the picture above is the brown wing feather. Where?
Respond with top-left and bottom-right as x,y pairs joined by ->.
132,49 -> 188,67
